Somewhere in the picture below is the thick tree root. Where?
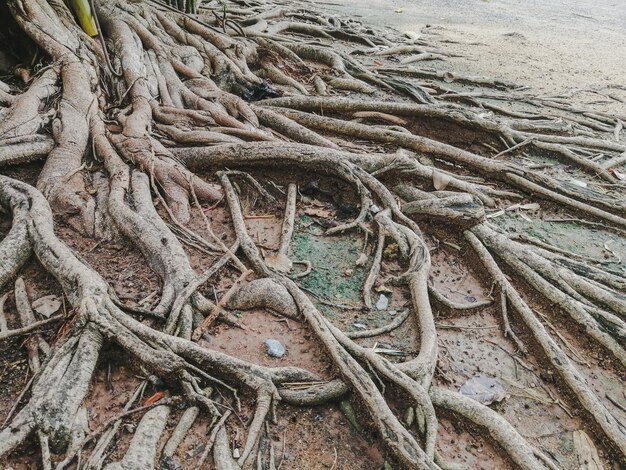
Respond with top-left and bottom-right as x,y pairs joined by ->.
465,229 -> 626,456
1,0 -> 625,467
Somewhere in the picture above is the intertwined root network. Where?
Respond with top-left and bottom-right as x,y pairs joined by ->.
0,0 -> 624,468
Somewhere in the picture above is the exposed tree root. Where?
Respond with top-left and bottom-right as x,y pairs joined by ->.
0,0 -> 624,468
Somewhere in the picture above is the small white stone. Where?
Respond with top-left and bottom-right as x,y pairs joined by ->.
265,339 -> 286,358
375,294 -> 389,311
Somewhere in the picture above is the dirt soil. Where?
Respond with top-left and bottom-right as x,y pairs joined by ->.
1,1 -> 625,470
329,0 -> 626,101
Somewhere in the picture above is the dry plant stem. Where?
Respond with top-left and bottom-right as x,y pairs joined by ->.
188,179 -> 247,272
192,268 -> 253,340
167,239 -> 241,334
465,229 -> 626,456
428,287 -> 492,311
38,431 -> 52,470
0,316 -> 62,342
531,449 -> 561,470
345,308 -> 410,339
1,377 -> 35,430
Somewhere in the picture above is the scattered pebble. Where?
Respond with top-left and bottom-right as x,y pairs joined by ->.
353,322 -> 367,330
375,294 -> 389,310
123,423 -> 136,433
460,375 -> 507,405
264,339 -> 286,358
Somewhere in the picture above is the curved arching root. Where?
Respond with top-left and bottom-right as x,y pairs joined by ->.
0,0 -> 625,468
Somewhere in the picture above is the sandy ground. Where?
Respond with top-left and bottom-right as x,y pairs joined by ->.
1,2 -> 625,469
323,0 -> 626,99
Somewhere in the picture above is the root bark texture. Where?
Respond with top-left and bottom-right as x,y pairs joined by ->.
0,0 -> 624,468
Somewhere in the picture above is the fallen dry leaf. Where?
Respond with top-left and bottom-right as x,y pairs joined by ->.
460,375 -> 507,405
374,284 -> 393,294
304,207 -> 333,218
432,171 -> 452,191
32,295 -> 62,318
143,391 -> 164,405
265,253 -> 293,273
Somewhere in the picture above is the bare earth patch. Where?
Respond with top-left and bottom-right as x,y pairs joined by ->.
0,0 -> 624,469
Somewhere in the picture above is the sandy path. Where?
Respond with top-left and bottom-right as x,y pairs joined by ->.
323,0 -> 626,104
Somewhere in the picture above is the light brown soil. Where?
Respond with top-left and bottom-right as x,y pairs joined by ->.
1,1 -> 625,469
329,0 -> 626,100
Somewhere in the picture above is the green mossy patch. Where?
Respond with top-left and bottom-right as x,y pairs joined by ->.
291,215 -> 366,310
